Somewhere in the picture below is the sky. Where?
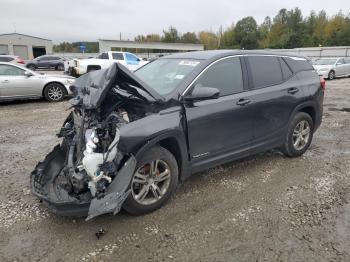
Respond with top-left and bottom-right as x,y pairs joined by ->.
1,0 -> 349,43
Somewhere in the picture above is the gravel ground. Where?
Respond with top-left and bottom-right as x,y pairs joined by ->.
0,78 -> 350,262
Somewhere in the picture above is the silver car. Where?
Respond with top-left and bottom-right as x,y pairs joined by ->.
313,57 -> 350,80
0,62 -> 75,102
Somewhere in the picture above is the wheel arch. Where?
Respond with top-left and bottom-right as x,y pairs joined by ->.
289,102 -> 317,131
134,133 -> 191,182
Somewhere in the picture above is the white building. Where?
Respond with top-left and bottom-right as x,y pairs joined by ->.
0,33 -> 53,59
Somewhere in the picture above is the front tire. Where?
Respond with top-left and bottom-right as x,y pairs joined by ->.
44,83 -> 66,102
282,112 -> 314,157
328,70 -> 335,80
123,146 -> 178,215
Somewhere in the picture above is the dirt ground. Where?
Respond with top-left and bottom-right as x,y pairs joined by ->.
0,77 -> 350,262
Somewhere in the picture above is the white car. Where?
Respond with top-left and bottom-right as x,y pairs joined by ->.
313,57 -> 350,80
0,62 -> 75,102
65,51 -> 148,76
0,55 -> 26,66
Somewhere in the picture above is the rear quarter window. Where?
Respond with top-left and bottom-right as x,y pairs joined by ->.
283,57 -> 314,72
247,56 -> 283,88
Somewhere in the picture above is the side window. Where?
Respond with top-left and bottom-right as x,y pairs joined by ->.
0,57 -> 13,62
345,58 -> 350,64
0,64 -> 25,76
112,53 -> 124,60
125,53 -> 140,64
280,58 -> 293,79
101,53 -> 109,59
39,57 -> 49,61
248,56 -> 283,88
192,57 -> 243,97
338,58 -> 345,64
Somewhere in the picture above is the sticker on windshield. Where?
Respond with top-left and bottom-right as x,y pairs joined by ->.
175,74 -> 185,79
179,60 -> 200,66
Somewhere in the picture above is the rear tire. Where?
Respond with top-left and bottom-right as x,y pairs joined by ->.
282,112 -> 314,157
44,83 -> 66,102
27,64 -> 36,71
123,146 -> 178,215
56,64 -> 64,71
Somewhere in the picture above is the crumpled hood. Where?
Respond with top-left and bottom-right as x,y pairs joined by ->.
69,63 -> 164,109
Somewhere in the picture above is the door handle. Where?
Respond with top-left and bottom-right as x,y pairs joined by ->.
1,79 -> 9,83
236,98 -> 251,106
288,87 -> 299,94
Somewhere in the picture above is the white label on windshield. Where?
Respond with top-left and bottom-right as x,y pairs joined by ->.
179,60 -> 200,66
175,74 -> 185,79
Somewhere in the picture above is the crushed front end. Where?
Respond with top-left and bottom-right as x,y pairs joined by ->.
31,63 -> 162,220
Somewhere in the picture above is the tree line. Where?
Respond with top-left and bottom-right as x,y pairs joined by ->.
136,8 -> 350,50
53,8 -> 350,53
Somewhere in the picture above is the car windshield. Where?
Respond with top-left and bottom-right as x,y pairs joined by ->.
314,59 -> 337,65
134,58 -> 201,95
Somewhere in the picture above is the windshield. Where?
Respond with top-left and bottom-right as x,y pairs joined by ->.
134,58 -> 201,95
314,59 -> 337,65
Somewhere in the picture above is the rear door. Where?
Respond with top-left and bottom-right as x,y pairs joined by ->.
184,56 -> 254,169
245,55 -> 305,150
124,53 -> 141,71
335,58 -> 348,76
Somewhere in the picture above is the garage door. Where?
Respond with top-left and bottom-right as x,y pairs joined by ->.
13,45 -> 28,59
0,44 -> 9,55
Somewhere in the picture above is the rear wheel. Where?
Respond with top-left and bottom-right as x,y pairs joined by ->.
282,112 -> 314,157
44,83 -> 66,102
123,146 -> 178,215
328,70 -> 335,80
56,64 -> 64,71
27,64 -> 36,71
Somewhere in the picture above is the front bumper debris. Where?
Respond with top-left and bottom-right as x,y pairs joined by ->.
31,144 -> 137,219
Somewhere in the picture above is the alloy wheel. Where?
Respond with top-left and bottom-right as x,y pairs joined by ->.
131,159 -> 171,205
292,120 -> 311,151
47,85 -> 63,101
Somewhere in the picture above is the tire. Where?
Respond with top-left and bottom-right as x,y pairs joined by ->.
328,70 -> 335,80
27,64 -> 36,71
123,146 -> 178,215
56,64 -> 64,71
44,83 -> 66,102
282,112 -> 314,157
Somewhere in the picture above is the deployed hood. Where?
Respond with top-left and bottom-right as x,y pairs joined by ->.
69,63 -> 164,109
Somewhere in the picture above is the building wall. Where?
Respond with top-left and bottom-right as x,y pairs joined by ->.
0,33 -> 53,59
269,46 -> 350,58
99,39 -> 204,53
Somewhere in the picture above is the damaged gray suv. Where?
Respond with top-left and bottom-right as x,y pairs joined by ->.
31,50 -> 324,220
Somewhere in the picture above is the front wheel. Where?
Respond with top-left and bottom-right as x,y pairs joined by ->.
123,146 -> 178,215
44,83 -> 66,102
282,112 -> 314,157
328,70 -> 335,80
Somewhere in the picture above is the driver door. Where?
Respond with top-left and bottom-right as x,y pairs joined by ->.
184,56 -> 254,170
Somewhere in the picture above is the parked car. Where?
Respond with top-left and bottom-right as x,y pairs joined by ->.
31,50 -> 324,220
313,57 -> 350,80
26,55 -> 66,71
65,51 -> 148,76
0,62 -> 75,102
0,55 -> 26,66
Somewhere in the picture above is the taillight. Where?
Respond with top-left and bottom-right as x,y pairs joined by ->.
320,77 -> 326,92
17,58 -> 25,64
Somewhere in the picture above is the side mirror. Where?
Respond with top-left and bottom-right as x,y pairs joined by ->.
183,87 -> 220,102
24,71 -> 33,77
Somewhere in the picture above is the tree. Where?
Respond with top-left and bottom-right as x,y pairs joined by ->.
162,26 -> 180,43
258,16 -> 272,48
181,32 -> 198,44
234,17 -> 259,49
198,31 -> 219,50
135,34 -> 161,42
219,24 -> 238,49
